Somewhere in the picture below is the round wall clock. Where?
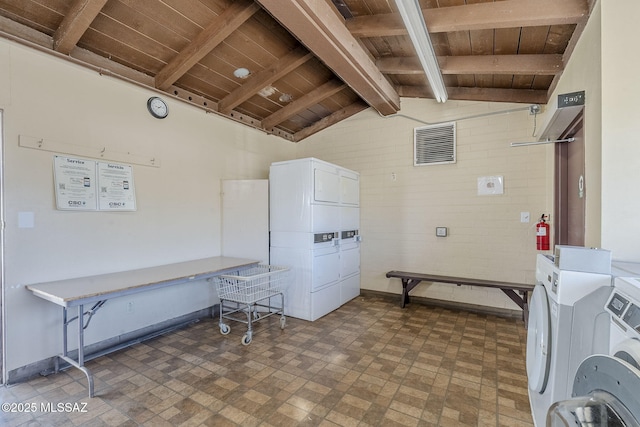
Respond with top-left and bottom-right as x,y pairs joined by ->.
147,96 -> 168,119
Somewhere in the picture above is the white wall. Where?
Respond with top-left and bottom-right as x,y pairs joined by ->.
600,0 -> 640,261
539,0 -> 640,262
0,38 -> 295,376
297,99 -> 547,310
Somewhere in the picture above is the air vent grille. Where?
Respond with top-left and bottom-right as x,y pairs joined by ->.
414,122 -> 456,166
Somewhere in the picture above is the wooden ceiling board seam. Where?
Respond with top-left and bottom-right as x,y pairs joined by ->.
469,29 -> 494,55
114,0 -> 199,40
0,14 -> 54,48
78,28 -> 166,75
512,75 -> 535,90
492,75 -> 514,90
180,63 -> 239,97
156,0 -> 224,28
226,15 -> 299,61
102,1 -> 194,48
86,13 -> 175,65
493,27 -> 520,55
0,0 -> 61,35
517,26 -> 550,55
203,41 -> 267,80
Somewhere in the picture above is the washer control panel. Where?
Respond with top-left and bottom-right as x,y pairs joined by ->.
606,290 -> 640,335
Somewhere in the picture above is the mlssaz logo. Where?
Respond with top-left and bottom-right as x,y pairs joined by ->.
68,200 -> 85,206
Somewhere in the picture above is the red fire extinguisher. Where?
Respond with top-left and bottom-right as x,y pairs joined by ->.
536,214 -> 550,251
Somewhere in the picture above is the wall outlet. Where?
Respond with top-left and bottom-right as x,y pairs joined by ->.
126,301 -> 134,314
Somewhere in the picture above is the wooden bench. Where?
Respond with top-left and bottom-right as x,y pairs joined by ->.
385,271 -> 535,323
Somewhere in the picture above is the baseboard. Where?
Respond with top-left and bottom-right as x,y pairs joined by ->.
359,289 -> 523,319
6,305 -> 220,385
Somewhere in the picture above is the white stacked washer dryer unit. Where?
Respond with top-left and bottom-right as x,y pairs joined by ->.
269,158 -> 360,321
527,248 -> 614,427
546,276 -> 640,425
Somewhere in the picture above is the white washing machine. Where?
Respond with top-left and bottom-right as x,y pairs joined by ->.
546,276 -> 640,426
527,253 -> 614,427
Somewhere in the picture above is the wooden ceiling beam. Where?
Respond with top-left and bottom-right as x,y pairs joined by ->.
155,0 -> 260,91
53,0 -> 109,54
347,0 -> 588,37
262,80 -> 346,130
256,0 -> 400,116
377,54 -> 564,75
398,85 -> 548,104
218,46 -> 313,115
293,101 -> 369,141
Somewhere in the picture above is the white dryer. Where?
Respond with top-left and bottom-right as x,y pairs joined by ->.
527,253 -> 614,427
546,276 -> 640,426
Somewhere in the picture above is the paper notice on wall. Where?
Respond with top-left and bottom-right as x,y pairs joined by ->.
53,156 -> 137,211
54,155 -> 98,210
98,162 -> 136,211
477,176 -> 504,196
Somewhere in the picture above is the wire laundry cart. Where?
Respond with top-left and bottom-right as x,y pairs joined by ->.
214,264 -> 290,345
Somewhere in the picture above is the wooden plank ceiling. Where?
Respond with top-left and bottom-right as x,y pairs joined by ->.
0,0 -> 592,141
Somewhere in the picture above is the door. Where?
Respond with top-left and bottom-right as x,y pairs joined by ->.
314,168 -> 340,203
340,171 -> 359,205
555,113 -> 585,246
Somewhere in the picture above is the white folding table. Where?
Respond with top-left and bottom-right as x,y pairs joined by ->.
25,256 -> 259,397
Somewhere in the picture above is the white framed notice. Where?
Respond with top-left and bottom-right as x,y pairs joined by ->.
477,175 -> 504,196
98,161 -> 137,211
54,156 -> 98,210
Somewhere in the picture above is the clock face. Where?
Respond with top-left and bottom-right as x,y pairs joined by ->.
147,97 -> 168,119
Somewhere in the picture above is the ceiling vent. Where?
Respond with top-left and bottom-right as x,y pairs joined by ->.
414,122 -> 456,166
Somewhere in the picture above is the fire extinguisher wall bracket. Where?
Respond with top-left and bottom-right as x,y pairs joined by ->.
536,215 -> 550,251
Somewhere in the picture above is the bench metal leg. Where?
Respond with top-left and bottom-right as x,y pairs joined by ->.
401,279 -> 423,308
500,288 -> 530,327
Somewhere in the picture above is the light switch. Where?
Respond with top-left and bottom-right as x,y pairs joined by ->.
436,227 -> 448,237
520,212 -> 530,223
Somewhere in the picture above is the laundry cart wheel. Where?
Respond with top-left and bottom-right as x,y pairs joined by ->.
280,316 -> 286,329
242,332 -> 252,346
219,323 -> 230,335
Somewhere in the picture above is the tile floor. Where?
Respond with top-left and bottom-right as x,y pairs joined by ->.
0,294 -> 533,426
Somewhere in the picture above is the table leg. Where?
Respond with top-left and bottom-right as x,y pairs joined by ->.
59,305 -> 95,398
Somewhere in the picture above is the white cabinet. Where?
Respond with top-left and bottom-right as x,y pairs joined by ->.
270,158 -> 360,321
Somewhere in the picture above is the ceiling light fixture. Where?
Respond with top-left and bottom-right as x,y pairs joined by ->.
394,0 -> 448,103
279,93 -> 293,103
233,67 -> 250,79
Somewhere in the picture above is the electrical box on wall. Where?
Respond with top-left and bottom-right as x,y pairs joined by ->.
436,227 -> 448,237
